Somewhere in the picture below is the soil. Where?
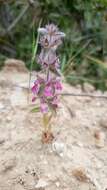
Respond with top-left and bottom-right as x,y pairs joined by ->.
0,59 -> 107,190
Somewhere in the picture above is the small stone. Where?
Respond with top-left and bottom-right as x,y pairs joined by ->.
96,102 -> 101,107
93,121 -> 97,126
94,130 -> 105,148
6,116 -> 11,122
47,173 -> 51,178
30,169 -> 37,177
76,142 -> 83,148
55,181 -> 60,187
40,155 -> 44,160
35,179 -> 48,188
96,162 -> 102,169
18,177 -> 25,185
43,160 -> 48,165
4,59 -> 28,73
52,141 -> 65,156
59,153 -> 64,157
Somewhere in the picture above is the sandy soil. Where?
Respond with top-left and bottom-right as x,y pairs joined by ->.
0,59 -> 107,190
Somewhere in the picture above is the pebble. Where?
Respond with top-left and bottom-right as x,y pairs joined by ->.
96,161 -> 102,169
35,179 -> 48,188
93,121 -> 97,126
47,173 -> 51,178
76,142 -> 84,148
52,141 -> 65,157
94,130 -> 105,148
4,58 -> 28,73
96,102 -> 101,107
6,116 -> 12,122
55,181 -> 60,187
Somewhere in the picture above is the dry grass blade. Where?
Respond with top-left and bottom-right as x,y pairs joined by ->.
85,54 -> 107,69
63,40 -> 92,75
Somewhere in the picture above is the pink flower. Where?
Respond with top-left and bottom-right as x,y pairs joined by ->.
44,85 -> 53,97
54,79 -> 62,91
40,97 -> 48,113
43,78 -> 62,98
52,96 -> 59,108
31,80 -> 40,94
32,97 -> 36,102
52,95 -> 58,103
31,76 -> 45,95
40,103 -> 48,113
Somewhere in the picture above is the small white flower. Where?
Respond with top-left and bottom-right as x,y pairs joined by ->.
38,28 -> 47,34
56,32 -> 66,37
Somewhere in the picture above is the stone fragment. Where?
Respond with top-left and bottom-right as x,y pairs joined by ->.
52,141 -> 65,157
55,181 -> 60,187
94,130 -> 105,148
35,179 -> 48,188
4,59 -> 28,73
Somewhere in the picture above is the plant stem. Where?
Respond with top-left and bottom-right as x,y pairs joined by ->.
47,66 -> 50,81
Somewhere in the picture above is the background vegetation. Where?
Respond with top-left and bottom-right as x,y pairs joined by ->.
0,0 -> 107,90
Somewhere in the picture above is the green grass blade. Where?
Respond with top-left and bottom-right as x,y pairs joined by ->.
28,19 -> 42,102
31,107 -> 40,113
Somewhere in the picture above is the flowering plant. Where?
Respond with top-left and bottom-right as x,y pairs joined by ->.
31,24 -> 65,143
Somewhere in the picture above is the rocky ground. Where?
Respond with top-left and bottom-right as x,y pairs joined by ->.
0,59 -> 107,190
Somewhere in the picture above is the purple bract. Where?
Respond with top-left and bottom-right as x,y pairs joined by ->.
31,24 -> 65,113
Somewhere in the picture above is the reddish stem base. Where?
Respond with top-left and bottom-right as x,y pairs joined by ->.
42,131 -> 54,144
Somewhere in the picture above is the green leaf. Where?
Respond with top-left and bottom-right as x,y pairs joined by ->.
31,107 -> 40,113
